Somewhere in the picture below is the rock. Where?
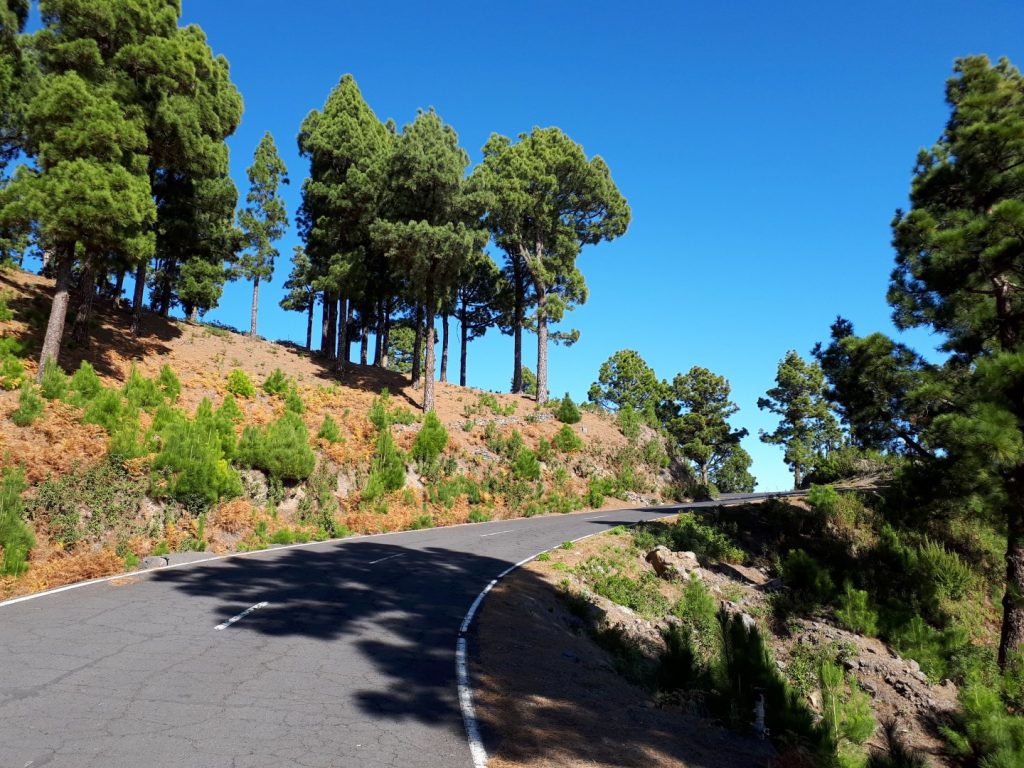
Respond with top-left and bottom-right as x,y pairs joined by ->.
715,562 -> 769,586
140,556 -> 168,569
645,546 -> 700,581
842,658 -> 857,671
908,659 -> 921,674
589,594 -> 667,660
239,469 -> 268,505
739,613 -> 757,631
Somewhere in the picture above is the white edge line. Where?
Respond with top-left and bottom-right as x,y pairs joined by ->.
479,529 -> 514,538
454,509 -> 680,768
368,553 -> 405,565
0,501 -> 694,611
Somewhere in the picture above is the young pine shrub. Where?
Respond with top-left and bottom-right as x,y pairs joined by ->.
194,398 -> 238,460
81,388 -> 127,432
10,381 -> 44,426
0,291 -> 12,321
552,424 -> 583,452
513,449 -> 541,481
0,467 -> 33,575
317,414 -> 342,443
68,360 -> 102,402
218,394 -> 244,424
39,359 -> 68,400
820,660 -> 876,751
782,548 -> 835,606
123,366 -> 164,410
284,386 -> 305,414
262,368 -> 290,396
152,416 -> 242,507
412,411 -> 448,465
363,428 -> 406,501
0,350 -> 25,390
836,582 -> 879,636
157,364 -> 181,402
107,412 -> 153,462
236,412 -> 316,482
554,392 -> 581,424
616,405 -> 642,441
226,369 -> 256,398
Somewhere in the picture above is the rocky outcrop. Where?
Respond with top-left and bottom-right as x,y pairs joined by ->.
645,546 -> 700,581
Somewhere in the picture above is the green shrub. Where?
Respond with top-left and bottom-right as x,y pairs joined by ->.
890,616 -> 967,681
0,351 -> 25,390
942,682 -> 1024,766
39,360 -> 68,400
468,509 -> 491,523
412,411 -> 449,465
10,381 -> 44,426
237,412 -> 315,482
617,406 -> 642,440
122,366 -> 164,410
641,438 -> 668,467
820,660 -> 876,747
363,428 -> 406,500
317,414 -> 342,443
107,412 -> 153,462
271,527 -> 295,545
836,582 -> 879,636
782,549 -> 835,604
192,398 -> 238,459
152,413 -> 242,507
575,556 -> 669,619
300,462 -> 342,537
554,392 -> 581,424
226,369 -> 256,398
0,467 -> 33,575
262,368 -> 290,395
868,720 -> 928,768
157,364 -> 181,402
552,424 -> 583,452
284,386 -> 305,414
410,515 -> 434,530
586,476 -> 615,508
513,449 -> 541,480
31,460 -> 147,550
369,389 -> 395,430
218,394 -> 244,424
661,575 -> 722,691
0,291 -> 13,321
81,388 -> 127,432
633,512 -> 743,563
69,360 -> 102,402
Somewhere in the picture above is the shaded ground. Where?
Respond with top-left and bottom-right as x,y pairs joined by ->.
473,554 -> 774,767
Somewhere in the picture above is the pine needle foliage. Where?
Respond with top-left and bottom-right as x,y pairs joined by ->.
226,369 -> 256,398
317,414 -> 342,443
10,380 -> 43,426
68,361 -> 102,403
0,467 -> 33,576
554,392 -> 582,424
235,412 -> 315,482
262,368 -> 290,396
152,409 -> 242,508
364,428 -> 406,501
412,411 -> 448,465
553,424 -> 583,452
38,359 -> 67,400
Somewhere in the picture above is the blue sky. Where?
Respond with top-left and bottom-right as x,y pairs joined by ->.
37,1 -> 1024,489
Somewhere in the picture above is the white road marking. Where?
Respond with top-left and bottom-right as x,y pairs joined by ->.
369,553 -> 405,565
586,514 -> 609,520
480,529 -> 514,537
215,601 -> 268,630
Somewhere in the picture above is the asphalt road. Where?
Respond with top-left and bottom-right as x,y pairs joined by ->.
0,493 -> 773,768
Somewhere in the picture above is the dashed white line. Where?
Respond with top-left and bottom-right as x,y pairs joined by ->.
586,514 -> 609,520
215,601 -> 268,631
369,553 -> 405,565
480,529 -> 514,537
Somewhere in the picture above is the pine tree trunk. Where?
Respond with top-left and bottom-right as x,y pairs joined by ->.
360,318 -> 369,365
423,282 -> 436,412
305,301 -> 313,351
381,305 -> 392,369
793,463 -> 802,491
460,314 -> 469,387
535,286 -> 548,405
1000,468 -> 1024,667
36,251 -> 73,381
338,297 -> 349,370
326,295 -> 338,360
440,313 -> 449,383
511,256 -> 524,393
373,300 -> 384,366
70,265 -> 96,345
250,277 -> 260,336
113,270 -> 125,300
412,302 -> 424,387
131,260 -> 146,336
188,305 -> 199,323
320,292 -> 330,355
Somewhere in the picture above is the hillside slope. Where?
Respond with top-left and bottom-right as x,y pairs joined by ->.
0,268 -> 676,599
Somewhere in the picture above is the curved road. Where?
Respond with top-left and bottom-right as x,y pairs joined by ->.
0,494 -> 772,768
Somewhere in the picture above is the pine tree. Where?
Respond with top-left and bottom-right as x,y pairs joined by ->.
239,132 -> 289,337
280,246 -> 316,350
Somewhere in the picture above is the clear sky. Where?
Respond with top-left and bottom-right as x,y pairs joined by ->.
50,1 -> 1024,489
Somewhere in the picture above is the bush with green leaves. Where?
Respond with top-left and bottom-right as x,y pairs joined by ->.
661,575 -> 722,691
0,291 -> 13,321
575,556 -> 670,618
820,660 -> 876,753
39,360 -> 67,400
262,368 -> 290,396
81,388 -> 128,433
284,386 -> 305,414
107,412 -> 153,462
835,582 -> 879,636
235,412 -> 315,482
513,448 -> 541,480
554,392 -> 581,424
10,381 -> 44,426
218,394 -> 244,424
782,548 -> 835,605
123,367 -> 164,410
30,461 -> 148,551
617,405 -> 642,441
226,369 -> 256,398
68,360 -> 102,402
363,428 -> 406,501
192,398 -> 238,460
317,414 -> 342,443
0,467 -> 33,575
641,438 -> 668,468
889,615 -> 967,681
941,682 -> 1024,766
152,412 -> 242,508
0,349 -> 25,390
412,411 -> 449,465
157,364 -> 181,402
552,424 -> 583,452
